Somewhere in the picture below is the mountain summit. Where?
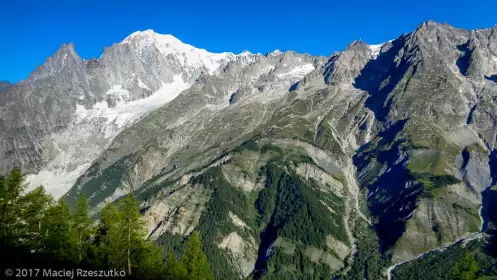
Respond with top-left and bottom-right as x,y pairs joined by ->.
1,21 -> 496,279
122,30 -> 236,74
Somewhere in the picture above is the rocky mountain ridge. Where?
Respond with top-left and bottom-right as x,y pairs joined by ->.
0,30 -> 326,198
1,21 -> 497,279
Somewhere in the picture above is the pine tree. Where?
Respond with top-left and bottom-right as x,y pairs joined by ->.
71,193 -> 94,263
181,231 -> 214,280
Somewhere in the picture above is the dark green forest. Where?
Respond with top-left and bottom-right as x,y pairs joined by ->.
393,238 -> 497,280
0,169 -> 213,280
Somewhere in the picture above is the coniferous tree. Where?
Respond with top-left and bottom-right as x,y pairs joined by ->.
18,186 -> 53,250
95,203 -> 125,269
135,241 -> 166,279
0,169 -> 27,246
181,231 -> 214,280
119,194 -> 146,275
71,193 -> 94,263
451,254 -> 483,280
0,169 -> 219,280
165,251 -> 188,280
40,199 -> 73,261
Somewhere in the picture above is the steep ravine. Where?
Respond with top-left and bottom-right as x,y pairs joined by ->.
340,161 -> 373,278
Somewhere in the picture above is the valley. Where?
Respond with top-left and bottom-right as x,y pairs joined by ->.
1,20 -> 497,279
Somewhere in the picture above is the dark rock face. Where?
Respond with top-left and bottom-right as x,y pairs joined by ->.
1,21 -> 497,277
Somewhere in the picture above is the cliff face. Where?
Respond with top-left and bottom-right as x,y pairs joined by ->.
2,22 -> 497,278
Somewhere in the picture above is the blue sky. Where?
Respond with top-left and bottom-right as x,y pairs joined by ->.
2,0 -> 497,83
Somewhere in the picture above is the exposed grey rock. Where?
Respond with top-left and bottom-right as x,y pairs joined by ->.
1,21 -> 497,278
462,147 -> 492,193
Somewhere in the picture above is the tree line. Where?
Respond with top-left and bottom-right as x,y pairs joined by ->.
0,169 -> 213,280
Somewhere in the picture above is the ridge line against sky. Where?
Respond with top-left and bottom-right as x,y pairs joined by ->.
2,0 -> 497,83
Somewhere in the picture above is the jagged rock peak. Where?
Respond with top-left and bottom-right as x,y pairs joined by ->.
49,42 -> 81,64
55,42 -> 78,55
347,39 -> 369,48
342,39 -> 394,60
28,42 -> 83,81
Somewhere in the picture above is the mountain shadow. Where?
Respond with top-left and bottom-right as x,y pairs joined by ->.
354,35 -> 409,122
353,120 -> 423,253
485,75 -> 497,83
484,229 -> 497,259
456,41 -> 472,76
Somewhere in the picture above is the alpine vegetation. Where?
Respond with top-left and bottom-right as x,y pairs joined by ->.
0,169 -> 214,280
1,21 -> 497,279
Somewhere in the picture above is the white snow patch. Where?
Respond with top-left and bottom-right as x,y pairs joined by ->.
368,40 -> 393,59
276,64 -> 315,79
492,56 -> 497,63
238,50 -> 253,57
264,65 -> 276,73
236,50 -> 257,65
26,75 -> 191,199
103,85 -> 130,105
75,75 -> 188,130
369,44 -> 383,59
105,84 -> 126,95
270,49 -> 282,56
138,78 -> 150,90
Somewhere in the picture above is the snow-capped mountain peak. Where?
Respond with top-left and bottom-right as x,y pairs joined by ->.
123,30 -> 196,54
122,29 -> 235,74
238,50 -> 253,56
12,28 -> 327,199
